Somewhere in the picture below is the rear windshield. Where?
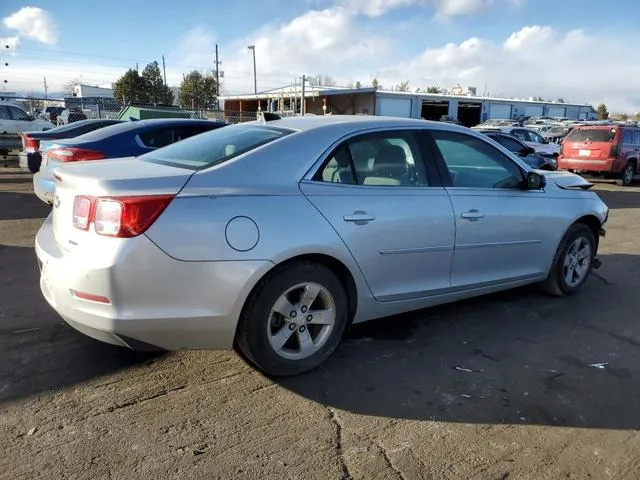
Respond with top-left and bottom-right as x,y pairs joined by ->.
140,124 -> 294,170
565,128 -> 617,143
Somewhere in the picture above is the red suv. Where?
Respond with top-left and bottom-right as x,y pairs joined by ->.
557,125 -> 639,186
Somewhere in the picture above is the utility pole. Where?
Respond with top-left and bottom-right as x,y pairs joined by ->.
43,76 -> 48,100
301,75 -> 306,116
162,55 -> 167,86
214,44 -> 222,97
247,45 -> 257,94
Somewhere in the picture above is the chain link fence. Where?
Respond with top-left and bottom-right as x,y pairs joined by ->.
10,95 -> 267,126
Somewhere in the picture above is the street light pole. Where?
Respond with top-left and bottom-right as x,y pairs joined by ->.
247,45 -> 257,94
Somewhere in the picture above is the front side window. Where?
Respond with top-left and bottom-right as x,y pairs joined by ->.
315,131 -> 430,187
529,131 -> 545,143
8,106 -> 29,121
510,129 -> 528,141
622,130 -> 634,144
633,130 -> 640,145
431,130 -> 523,189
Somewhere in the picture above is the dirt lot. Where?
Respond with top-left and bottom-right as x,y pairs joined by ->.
1,165 -> 640,480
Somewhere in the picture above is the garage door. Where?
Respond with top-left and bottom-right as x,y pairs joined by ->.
525,105 -> 544,117
548,106 -> 566,117
378,97 -> 412,118
489,104 -> 512,119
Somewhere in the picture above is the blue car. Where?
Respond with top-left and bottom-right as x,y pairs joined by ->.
33,118 -> 227,204
20,119 -> 124,173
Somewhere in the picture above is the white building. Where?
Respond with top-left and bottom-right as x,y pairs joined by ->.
72,84 -> 114,98
219,85 -> 596,127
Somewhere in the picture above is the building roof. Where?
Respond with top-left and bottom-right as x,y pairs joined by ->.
219,84 -> 593,109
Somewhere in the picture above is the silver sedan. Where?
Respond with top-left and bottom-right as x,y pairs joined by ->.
35,116 -> 609,376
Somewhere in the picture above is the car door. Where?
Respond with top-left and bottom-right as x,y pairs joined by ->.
300,129 -> 455,302
428,129 -> 555,289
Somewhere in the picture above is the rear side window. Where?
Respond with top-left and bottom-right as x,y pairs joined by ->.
314,131 -> 430,187
0,106 -> 10,120
138,127 -> 178,148
622,129 -> 634,144
565,128 -> 617,143
140,124 -> 293,170
634,130 -> 640,145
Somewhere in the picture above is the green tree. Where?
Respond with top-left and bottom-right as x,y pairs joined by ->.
308,74 -> 336,87
114,68 -> 149,103
141,61 -> 173,104
179,70 -> 218,109
596,103 -> 609,120
556,98 -> 565,103
396,81 -> 410,92
371,78 -> 379,89
635,112 -> 640,121
426,86 -> 440,93
354,80 -> 361,89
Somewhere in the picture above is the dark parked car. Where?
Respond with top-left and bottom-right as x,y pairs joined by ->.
33,118 -> 228,204
41,106 -> 65,124
19,119 -> 124,173
477,129 -> 557,170
57,108 -> 88,126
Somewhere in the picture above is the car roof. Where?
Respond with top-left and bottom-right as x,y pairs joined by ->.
258,114 -> 463,133
62,118 -> 226,143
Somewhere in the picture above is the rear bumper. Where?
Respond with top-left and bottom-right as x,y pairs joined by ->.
33,171 -> 55,204
19,151 -> 42,172
557,157 -> 614,172
35,215 -> 274,351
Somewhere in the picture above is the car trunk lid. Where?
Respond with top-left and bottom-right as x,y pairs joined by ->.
52,157 -> 194,250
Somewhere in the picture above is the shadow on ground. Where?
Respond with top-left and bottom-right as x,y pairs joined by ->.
280,253 -> 640,430
594,187 -> 640,210
0,245 -> 164,404
0,191 -> 51,221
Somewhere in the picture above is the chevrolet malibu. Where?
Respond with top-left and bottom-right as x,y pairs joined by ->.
36,116 -> 609,376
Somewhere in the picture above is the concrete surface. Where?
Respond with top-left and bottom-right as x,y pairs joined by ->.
1,167 -> 640,480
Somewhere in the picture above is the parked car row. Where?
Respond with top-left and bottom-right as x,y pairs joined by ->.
28,113 -> 608,377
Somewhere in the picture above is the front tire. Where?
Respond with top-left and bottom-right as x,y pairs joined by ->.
542,223 -> 596,297
236,261 -> 349,377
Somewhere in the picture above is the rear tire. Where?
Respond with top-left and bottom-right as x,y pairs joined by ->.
542,223 -> 596,297
236,261 -> 349,377
617,161 -> 636,186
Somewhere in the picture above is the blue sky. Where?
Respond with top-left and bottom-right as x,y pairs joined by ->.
2,1 -> 640,111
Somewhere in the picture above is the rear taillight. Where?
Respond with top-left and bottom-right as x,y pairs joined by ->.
48,147 -> 105,163
72,195 -> 93,230
22,134 -> 40,152
72,195 -> 174,238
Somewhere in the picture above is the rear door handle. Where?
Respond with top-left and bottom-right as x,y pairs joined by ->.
343,211 -> 375,225
461,209 -> 484,220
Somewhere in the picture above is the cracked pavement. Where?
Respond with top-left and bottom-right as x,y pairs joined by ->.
2,166 -> 640,479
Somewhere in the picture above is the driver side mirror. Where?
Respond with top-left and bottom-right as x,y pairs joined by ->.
27,114 -> 35,121
519,146 -> 536,156
525,171 -> 546,189
541,138 -> 549,144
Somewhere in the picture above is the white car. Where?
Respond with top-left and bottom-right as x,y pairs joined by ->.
0,103 -> 54,135
474,126 -> 560,157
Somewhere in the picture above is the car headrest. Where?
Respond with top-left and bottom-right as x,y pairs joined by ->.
373,145 -> 407,177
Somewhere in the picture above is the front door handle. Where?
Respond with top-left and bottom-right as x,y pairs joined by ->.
343,211 -> 375,225
461,209 -> 484,221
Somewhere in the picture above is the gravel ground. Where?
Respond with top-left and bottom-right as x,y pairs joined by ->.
1,166 -> 640,480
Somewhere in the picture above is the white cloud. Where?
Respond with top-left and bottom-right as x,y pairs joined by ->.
170,7 -> 389,94
343,0 -> 494,17
375,25 -> 640,112
2,7 -> 57,45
